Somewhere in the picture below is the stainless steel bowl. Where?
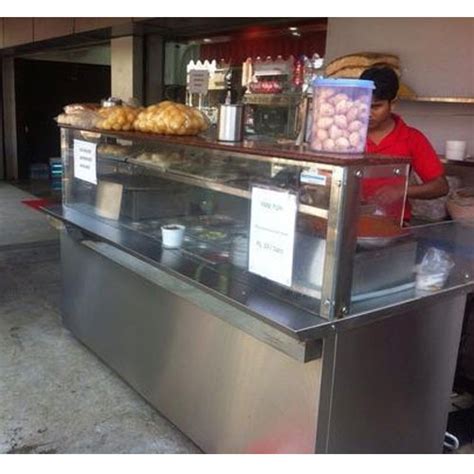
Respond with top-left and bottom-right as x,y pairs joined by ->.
357,232 -> 410,249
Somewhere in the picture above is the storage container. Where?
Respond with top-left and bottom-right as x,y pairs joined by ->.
310,78 -> 375,153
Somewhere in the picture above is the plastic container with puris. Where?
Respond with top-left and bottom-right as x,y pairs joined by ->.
310,78 -> 375,153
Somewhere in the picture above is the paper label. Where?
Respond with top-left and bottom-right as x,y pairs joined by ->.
300,169 -> 327,186
188,70 -> 210,94
73,140 -> 97,185
248,187 -> 297,287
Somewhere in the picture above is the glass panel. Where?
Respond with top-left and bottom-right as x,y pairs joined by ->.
349,220 -> 474,315
62,127 -> 334,318
349,163 -> 412,304
359,164 -> 409,225
66,126 -> 467,323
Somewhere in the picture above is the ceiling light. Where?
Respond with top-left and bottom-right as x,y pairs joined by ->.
289,27 -> 298,31
203,38 -> 212,43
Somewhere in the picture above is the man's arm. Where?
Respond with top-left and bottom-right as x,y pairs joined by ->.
407,175 -> 449,199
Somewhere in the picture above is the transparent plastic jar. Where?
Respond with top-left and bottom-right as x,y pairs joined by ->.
310,78 -> 375,153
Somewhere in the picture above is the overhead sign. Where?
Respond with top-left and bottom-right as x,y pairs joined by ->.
248,186 -> 297,287
73,139 -> 97,185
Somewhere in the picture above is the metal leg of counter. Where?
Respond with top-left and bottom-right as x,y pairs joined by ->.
316,294 -> 466,453
60,230 -> 323,454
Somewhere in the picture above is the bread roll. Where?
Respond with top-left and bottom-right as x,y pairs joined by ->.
96,106 -> 141,131
133,101 -> 209,136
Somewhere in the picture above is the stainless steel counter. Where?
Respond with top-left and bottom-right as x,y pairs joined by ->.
48,204 -> 471,453
49,124 -> 474,452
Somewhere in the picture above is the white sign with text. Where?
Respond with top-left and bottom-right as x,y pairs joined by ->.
248,186 -> 297,287
73,139 -> 97,185
188,70 -> 210,94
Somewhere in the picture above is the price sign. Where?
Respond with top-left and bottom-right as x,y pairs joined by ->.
248,186 -> 297,287
188,70 -> 210,94
73,139 -> 97,185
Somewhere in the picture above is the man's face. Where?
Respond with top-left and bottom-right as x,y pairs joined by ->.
368,99 -> 392,130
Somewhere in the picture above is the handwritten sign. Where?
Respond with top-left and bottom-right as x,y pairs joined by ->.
248,187 -> 297,287
73,139 -> 97,185
188,70 -> 210,94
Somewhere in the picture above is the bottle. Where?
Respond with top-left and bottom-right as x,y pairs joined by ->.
293,57 -> 303,90
302,55 -> 312,88
312,53 -> 325,79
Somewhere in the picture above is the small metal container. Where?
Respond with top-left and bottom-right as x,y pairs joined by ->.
217,104 -> 245,142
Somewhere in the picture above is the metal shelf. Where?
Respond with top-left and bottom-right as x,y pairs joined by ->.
127,158 -> 329,219
400,96 -> 474,104
441,158 -> 474,166
243,94 -> 302,107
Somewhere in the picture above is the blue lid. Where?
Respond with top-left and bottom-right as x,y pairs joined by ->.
312,77 -> 375,89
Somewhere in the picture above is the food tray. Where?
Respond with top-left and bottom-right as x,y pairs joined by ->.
357,231 -> 410,249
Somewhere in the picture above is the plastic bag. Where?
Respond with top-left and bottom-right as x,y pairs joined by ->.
55,109 -> 101,129
63,103 -> 99,114
416,247 -> 455,291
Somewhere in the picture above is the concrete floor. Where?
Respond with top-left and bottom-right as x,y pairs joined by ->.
1,180 -> 473,454
0,182 -> 59,247
0,182 -> 200,454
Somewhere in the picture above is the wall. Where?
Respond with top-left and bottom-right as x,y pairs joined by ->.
325,18 -> 474,157
111,36 -> 143,103
22,44 -> 111,66
0,18 -> 137,49
33,18 -> 75,42
2,58 -> 17,180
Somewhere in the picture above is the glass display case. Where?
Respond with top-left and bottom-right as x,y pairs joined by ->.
59,126 -> 420,321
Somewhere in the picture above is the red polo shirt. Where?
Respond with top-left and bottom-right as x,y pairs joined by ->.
364,114 -> 444,221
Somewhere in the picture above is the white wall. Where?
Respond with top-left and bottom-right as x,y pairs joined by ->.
325,18 -> 474,157
111,36 -> 143,103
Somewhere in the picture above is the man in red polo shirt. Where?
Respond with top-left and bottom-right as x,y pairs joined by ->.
360,67 -> 448,221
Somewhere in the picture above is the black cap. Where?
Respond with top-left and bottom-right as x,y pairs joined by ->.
360,66 -> 399,101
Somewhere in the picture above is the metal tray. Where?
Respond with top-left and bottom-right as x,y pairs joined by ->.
357,231 -> 410,249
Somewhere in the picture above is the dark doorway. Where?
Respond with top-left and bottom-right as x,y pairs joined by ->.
14,58 -> 110,180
